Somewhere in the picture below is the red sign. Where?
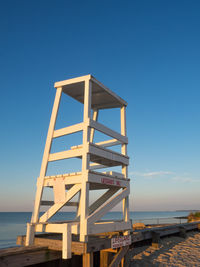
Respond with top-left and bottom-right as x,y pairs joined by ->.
101,178 -> 114,185
101,178 -> 121,186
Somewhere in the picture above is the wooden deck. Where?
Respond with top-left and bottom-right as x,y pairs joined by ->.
0,221 -> 199,267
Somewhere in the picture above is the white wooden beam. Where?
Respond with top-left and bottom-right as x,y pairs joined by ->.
48,147 -> 83,162
53,122 -> 84,138
41,200 -> 78,206
89,119 -> 128,144
25,223 -> 35,246
95,139 -> 121,148
121,106 -> 129,225
53,178 -> 66,203
90,76 -> 127,107
90,109 -> 98,143
88,187 -> 129,225
31,87 -> 62,225
54,75 -> 91,88
103,171 -> 124,178
87,172 -> 129,188
75,191 -> 81,219
80,79 -> 92,242
39,184 -> 81,223
43,175 -> 82,187
89,163 -> 107,170
89,143 -> 129,166
62,224 -> 71,259
88,221 -> 131,235
89,188 -> 119,215
35,222 -> 80,235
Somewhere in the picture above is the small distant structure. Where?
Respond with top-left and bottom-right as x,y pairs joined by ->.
26,75 -> 131,259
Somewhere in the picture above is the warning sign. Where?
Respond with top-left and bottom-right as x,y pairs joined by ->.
111,235 -> 131,249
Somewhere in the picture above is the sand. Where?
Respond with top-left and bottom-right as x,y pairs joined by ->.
129,230 -> 200,267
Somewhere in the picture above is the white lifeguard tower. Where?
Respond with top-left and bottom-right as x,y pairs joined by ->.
26,75 -> 131,259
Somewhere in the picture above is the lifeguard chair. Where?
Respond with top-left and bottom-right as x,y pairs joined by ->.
26,75 -> 131,259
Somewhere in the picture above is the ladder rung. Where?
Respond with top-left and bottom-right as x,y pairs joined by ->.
41,201 -> 78,206
53,122 -> 84,138
48,148 -> 83,162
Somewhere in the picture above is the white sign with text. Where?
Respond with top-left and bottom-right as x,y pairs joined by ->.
111,235 -> 131,249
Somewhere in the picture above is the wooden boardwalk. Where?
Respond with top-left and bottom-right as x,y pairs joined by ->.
0,221 -> 199,267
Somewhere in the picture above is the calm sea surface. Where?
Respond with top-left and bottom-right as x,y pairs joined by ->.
0,211 -> 189,249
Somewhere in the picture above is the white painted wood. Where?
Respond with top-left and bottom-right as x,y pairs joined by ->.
83,79 -> 92,128
41,200 -> 78,206
88,187 -> 130,225
35,223 -> 65,233
89,143 -> 129,166
75,191 -> 81,219
25,223 -> 35,246
48,147 -> 83,162
39,184 -> 81,222
103,171 -> 125,178
31,87 -> 62,224
35,222 -> 80,235
89,119 -> 128,144
53,179 -> 66,203
62,224 -> 71,259
87,172 -> 129,188
53,122 -> 83,138
90,76 -> 127,107
89,188 -> 119,215
27,76 -> 131,259
34,220 -> 131,236
71,144 -> 83,150
121,106 -> 129,225
44,171 -> 81,179
79,182 -> 89,242
55,75 -> 127,109
90,109 -> 98,143
121,106 -> 128,161
54,74 -> 91,88
43,175 -> 82,187
89,163 -> 107,170
80,79 -> 92,242
88,221 -> 131,235
95,139 -> 121,148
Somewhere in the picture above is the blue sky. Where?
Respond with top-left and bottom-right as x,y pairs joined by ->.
0,0 -> 200,211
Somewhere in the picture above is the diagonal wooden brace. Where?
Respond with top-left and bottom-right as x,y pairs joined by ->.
39,184 -> 81,222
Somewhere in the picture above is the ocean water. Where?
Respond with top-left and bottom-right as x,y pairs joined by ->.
0,211 -> 189,249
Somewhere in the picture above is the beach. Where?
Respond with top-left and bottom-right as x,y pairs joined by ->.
129,230 -> 200,266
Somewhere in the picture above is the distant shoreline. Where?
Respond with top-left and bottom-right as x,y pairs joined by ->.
0,210 -> 198,213
0,209 -> 197,213
176,210 -> 199,212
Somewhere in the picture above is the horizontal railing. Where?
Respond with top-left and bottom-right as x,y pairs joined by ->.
133,216 -> 188,225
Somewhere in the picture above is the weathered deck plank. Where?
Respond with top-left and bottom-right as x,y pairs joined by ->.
17,234 -> 86,255
0,246 -> 62,267
17,221 -> 200,255
1,221 -> 199,267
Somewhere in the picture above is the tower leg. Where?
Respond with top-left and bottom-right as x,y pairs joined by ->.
121,106 -> 130,235
31,87 -> 62,224
80,181 -> 89,242
62,224 -> 71,259
80,78 -> 91,242
25,223 -> 35,246
26,87 -> 62,245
